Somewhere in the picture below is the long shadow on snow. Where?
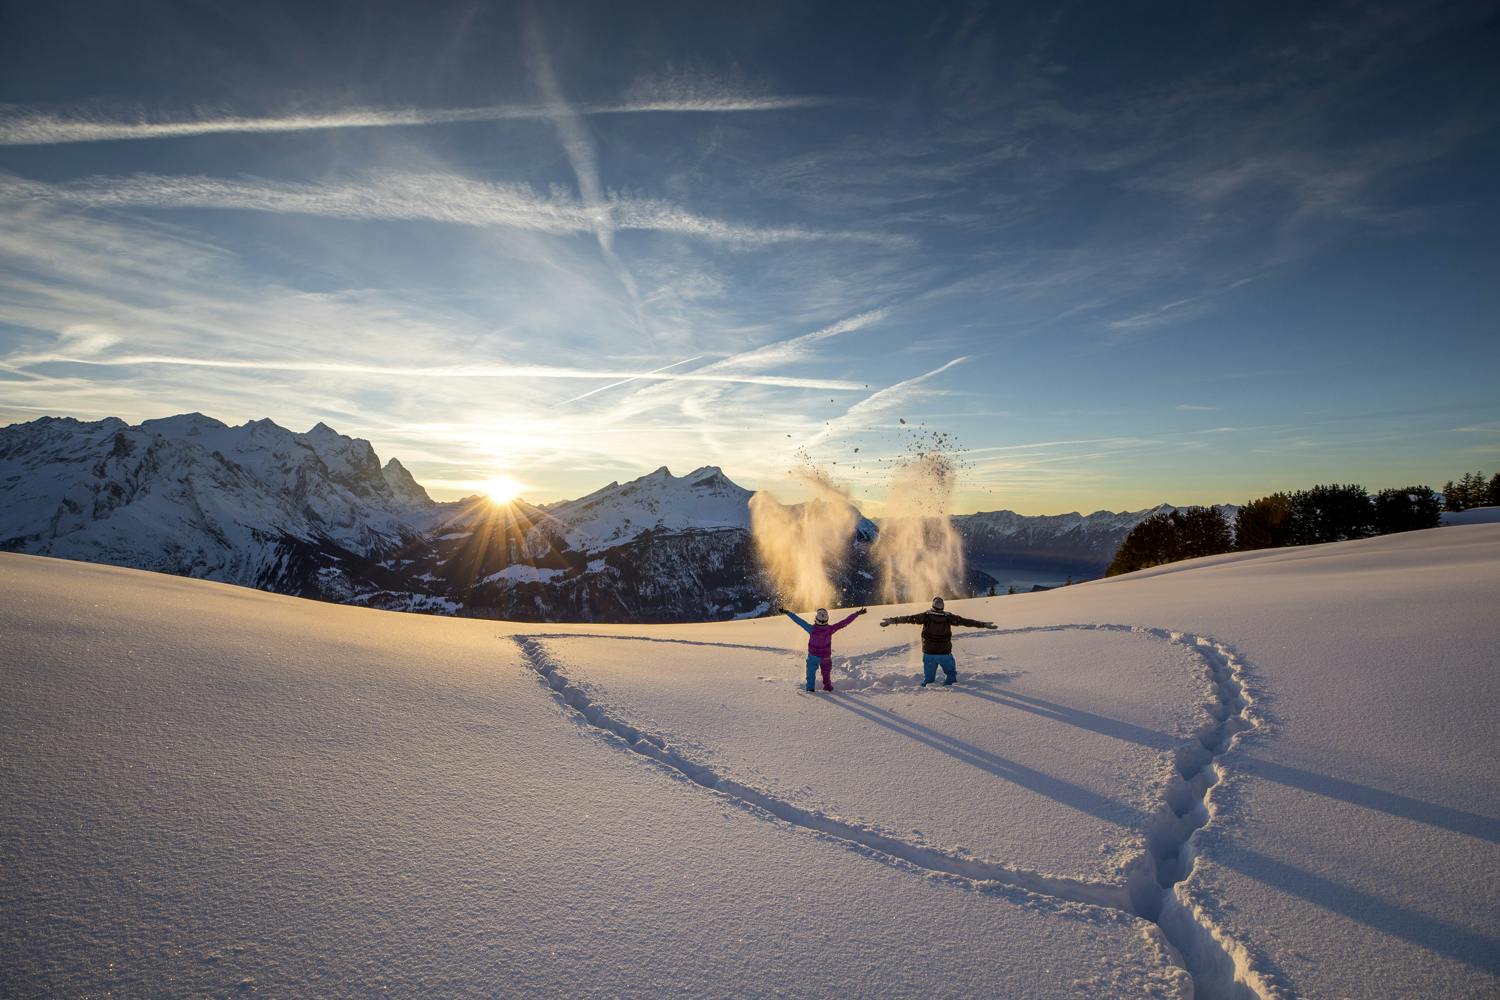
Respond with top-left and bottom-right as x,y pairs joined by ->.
958,685 -> 1179,752
959,684 -> 1500,844
526,632 -> 787,655
1224,846 -> 1500,975
826,694 -> 1148,830
1241,759 -> 1500,845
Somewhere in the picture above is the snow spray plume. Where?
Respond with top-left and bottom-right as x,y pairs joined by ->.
873,452 -> 965,603
749,469 -> 860,609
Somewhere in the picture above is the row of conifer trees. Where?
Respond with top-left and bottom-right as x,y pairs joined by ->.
1105,471 -> 1495,577
1442,471 -> 1499,511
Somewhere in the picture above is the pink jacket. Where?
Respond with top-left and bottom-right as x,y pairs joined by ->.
785,611 -> 859,657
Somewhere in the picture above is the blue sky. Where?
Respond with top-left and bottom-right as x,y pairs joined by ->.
1,1 -> 1497,514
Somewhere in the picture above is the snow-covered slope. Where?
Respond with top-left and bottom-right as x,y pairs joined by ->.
543,465 -> 753,550
1442,505 -> 1500,525
0,414 -> 432,595
4,524 -> 1496,998
1,553 -> 1185,1000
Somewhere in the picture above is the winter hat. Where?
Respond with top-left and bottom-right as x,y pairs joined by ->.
815,608 -> 830,624
931,596 -> 945,611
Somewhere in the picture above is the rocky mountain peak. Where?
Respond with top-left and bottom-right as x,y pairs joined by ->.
139,412 -> 228,437
382,458 -> 433,507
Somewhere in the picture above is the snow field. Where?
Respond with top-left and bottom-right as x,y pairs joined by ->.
988,525 -> 1500,999
519,623 -> 1267,999
1,555 -> 1191,999
3,523 -> 1497,998
1441,505 -> 1500,525
525,627 -> 1211,885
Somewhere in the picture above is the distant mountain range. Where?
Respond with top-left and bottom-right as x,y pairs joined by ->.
0,414 -> 1224,621
953,506 -> 1239,588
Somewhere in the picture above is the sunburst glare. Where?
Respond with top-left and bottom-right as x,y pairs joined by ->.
482,475 -> 523,504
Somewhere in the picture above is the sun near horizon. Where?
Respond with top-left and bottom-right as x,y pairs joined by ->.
482,475 -> 524,505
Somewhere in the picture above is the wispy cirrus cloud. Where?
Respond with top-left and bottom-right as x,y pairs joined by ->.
0,95 -> 830,146
522,13 -> 650,336
805,356 -> 969,447
0,202 -> 872,497
965,436 -> 1163,455
712,309 -> 891,373
1,350 -> 862,391
584,308 -> 892,420
558,356 -> 706,405
1107,295 -> 1205,331
1,171 -> 902,248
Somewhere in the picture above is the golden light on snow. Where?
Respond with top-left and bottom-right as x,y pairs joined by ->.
482,475 -> 523,504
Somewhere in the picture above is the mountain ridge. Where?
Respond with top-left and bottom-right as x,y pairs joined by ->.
0,413 -> 1228,619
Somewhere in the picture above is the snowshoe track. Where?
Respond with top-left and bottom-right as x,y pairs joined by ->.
513,635 -> 1128,912
513,624 -> 1278,1000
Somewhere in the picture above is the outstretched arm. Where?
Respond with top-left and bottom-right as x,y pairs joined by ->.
830,608 -> 868,632
951,614 -> 997,629
880,612 -> 925,627
782,610 -> 814,633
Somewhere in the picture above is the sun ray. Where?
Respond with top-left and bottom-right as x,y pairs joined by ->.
483,475 -> 524,504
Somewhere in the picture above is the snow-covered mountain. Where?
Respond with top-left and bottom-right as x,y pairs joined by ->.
954,504 -> 1239,586
369,464 -> 903,621
0,414 -> 930,621
0,414 -> 433,598
543,465 -> 753,550
11,412 -> 1244,618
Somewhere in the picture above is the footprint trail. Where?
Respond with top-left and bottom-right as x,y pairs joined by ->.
512,623 -> 1278,1000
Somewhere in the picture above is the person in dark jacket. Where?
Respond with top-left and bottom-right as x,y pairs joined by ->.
779,606 -> 866,692
880,596 -> 996,686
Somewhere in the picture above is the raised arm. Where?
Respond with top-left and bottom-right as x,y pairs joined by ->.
951,614 -> 997,629
830,608 -> 868,632
782,610 -> 815,633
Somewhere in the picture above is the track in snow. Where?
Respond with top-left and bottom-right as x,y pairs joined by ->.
512,624 -> 1278,1000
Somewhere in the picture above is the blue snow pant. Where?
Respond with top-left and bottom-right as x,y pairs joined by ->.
922,653 -> 957,686
806,654 -> 833,691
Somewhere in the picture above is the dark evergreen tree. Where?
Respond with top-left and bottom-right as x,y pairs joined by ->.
1106,511 -> 1176,576
1371,486 -> 1442,534
1453,473 -> 1474,510
1106,507 -> 1232,576
1464,471 -> 1487,509
1177,505 -> 1234,559
1442,479 -> 1462,511
1234,493 -> 1294,550
1287,484 -> 1373,544
1489,472 -> 1500,507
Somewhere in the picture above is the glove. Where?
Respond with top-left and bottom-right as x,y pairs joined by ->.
857,608 -> 868,616
880,618 -> 892,627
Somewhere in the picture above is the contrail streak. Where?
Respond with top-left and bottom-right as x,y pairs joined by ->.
8,351 -> 862,390
0,97 -> 830,146
559,356 -> 704,405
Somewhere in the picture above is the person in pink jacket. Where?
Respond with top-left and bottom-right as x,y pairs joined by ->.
778,606 -> 867,692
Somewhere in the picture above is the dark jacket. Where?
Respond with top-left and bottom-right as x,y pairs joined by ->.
885,610 -> 990,655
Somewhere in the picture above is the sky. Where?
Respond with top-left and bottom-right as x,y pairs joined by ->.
1,1 -> 1497,515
